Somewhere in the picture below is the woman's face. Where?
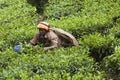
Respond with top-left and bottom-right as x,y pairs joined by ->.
39,29 -> 47,35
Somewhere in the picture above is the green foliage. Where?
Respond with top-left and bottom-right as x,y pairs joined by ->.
0,47 -> 104,79
81,33 -> 114,61
44,0 -> 83,19
27,0 -> 49,14
109,23 -> 120,38
0,0 -> 38,51
102,46 -> 120,79
0,0 -> 120,79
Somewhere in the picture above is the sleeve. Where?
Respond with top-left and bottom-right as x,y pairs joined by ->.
29,32 -> 40,46
44,31 -> 59,51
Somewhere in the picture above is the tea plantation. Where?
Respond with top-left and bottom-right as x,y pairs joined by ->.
0,0 -> 120,80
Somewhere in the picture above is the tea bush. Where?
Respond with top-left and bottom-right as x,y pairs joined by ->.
109,23 -> 120,38
45,0 -> 120,39
0,0 -> 120,79
44,0 -> 83,19
0,47 -> 104,79
0,0 -> 38,51
102,46 -> 120,79
81,33 -> 114,61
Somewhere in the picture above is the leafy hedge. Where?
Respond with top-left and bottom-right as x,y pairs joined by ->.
0,0 -> 38,51
0,47 -> 104,79
0,0 -> 120,79
102,46 -> 120,79
44,0 -> 83,19
81,33 -> 114,62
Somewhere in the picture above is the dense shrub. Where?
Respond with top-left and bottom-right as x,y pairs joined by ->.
81,33 -> 115,61
0,0 -> 120,79
44,0 -> 83,19
102,46 -> 120,79
0,0 -> 38,51
109,23 -> 120,38
27,0 -> 48,14
0,47 -> 105,79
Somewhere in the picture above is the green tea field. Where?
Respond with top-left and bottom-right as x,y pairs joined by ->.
0,0 -> 120,80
